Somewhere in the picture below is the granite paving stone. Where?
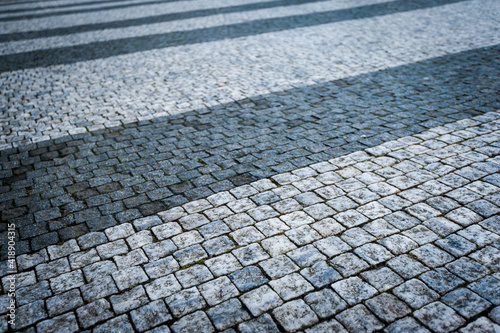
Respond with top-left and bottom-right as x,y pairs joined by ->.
238,313 -> 280,333
414,302 -> 466,333
206,298 -> 251,331
93,315 -> 135,333
384,317 -> 432,333
165,287 -> 207,318
331,277 -> 378,305
145,274 -> 181,300
468,276 -> 500,305
303,288 -> 347,318
269,273 -> 314,301
130,300 -> 172,332
393,279 -> 440,309
36,312 -> 79,333
272,299 -> 319,332
240,285 -> 283,316
441,288 -> 491,319
459,317 -> 500,333
2,4 -> 500,330
330,253 -> 369,277
175,264 -> 214,288
228,266 -> 269,292
365,293 -> 411,322
80,275 -> 118,302
198,276 -> 239,306
170,311 -> 215,333
445,257 -> 490,282
110,285 -> 149,314
300,260 -> 342,288
76,299 -> 114,329
336,304 -> 384,333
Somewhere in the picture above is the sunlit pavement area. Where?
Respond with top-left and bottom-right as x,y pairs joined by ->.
1,0 -> 500,332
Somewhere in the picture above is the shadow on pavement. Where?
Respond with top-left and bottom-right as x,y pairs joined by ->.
1,44 -> 499,259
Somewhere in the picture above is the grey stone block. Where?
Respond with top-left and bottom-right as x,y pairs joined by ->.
304,288 -> 347,318
69,248 -> 100,270
80,275 -> 118,302
393,279 -> 439,309
336,304 -> 384,333
442,288 -> 491,319
273,299 -> 319,332
459,317 -> 500,333
93,314 -> 135,333
207,298 -> 251,331
419,268 -> 465,294
414,302 -> 465,333
384,317 -> 431,333
233,243 -> 269,266
365,293 -> 411,322
131,300 -> 172,332
261,235 -> 297,257
145,274 -> 181,300
50,270 -> 85,294
110,285 -> 149,314
46,288 -> 84,316
300,260 -> 342,288
96,239 -> 129,259
166,287 -> 207,318
76,299 -> 114,329
330,253 -> 369,277
361,267 -> 404,292
387,254 -> 429,279
228,266 -> 268,292
143,239 -> 177,261
240,285 -> 283,316
199,276 -> 239,306
16,300 -> 47,330
260,255 -> 299,279
269,273 -> 314,300
175,264 -> 213,288
171,311 -> 215,333
112,266 -> 148,291
238,313 -> 280,333
205,253 -> 242,277
36,312 -> 79,333
173,244 -> 208,266
83,260 -> 117,282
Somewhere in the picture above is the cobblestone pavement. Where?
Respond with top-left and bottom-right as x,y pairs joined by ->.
1,0 -> 500,332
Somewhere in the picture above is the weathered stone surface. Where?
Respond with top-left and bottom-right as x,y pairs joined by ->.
207,299 -> 251,330
273,299 -> 319,332
130,300 -> 172,332
414,302 -> 466,333
240,285 -> 283,316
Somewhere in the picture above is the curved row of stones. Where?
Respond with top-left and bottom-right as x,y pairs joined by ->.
2,110 -> 500,332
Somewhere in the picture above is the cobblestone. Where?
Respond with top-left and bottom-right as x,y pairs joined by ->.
130,300 -> 172,332
273,299 -> 319,332
240,285 -> 283,316
1,1 -> 500,330
414,302 -> 466,333
161,290 -> 203,319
